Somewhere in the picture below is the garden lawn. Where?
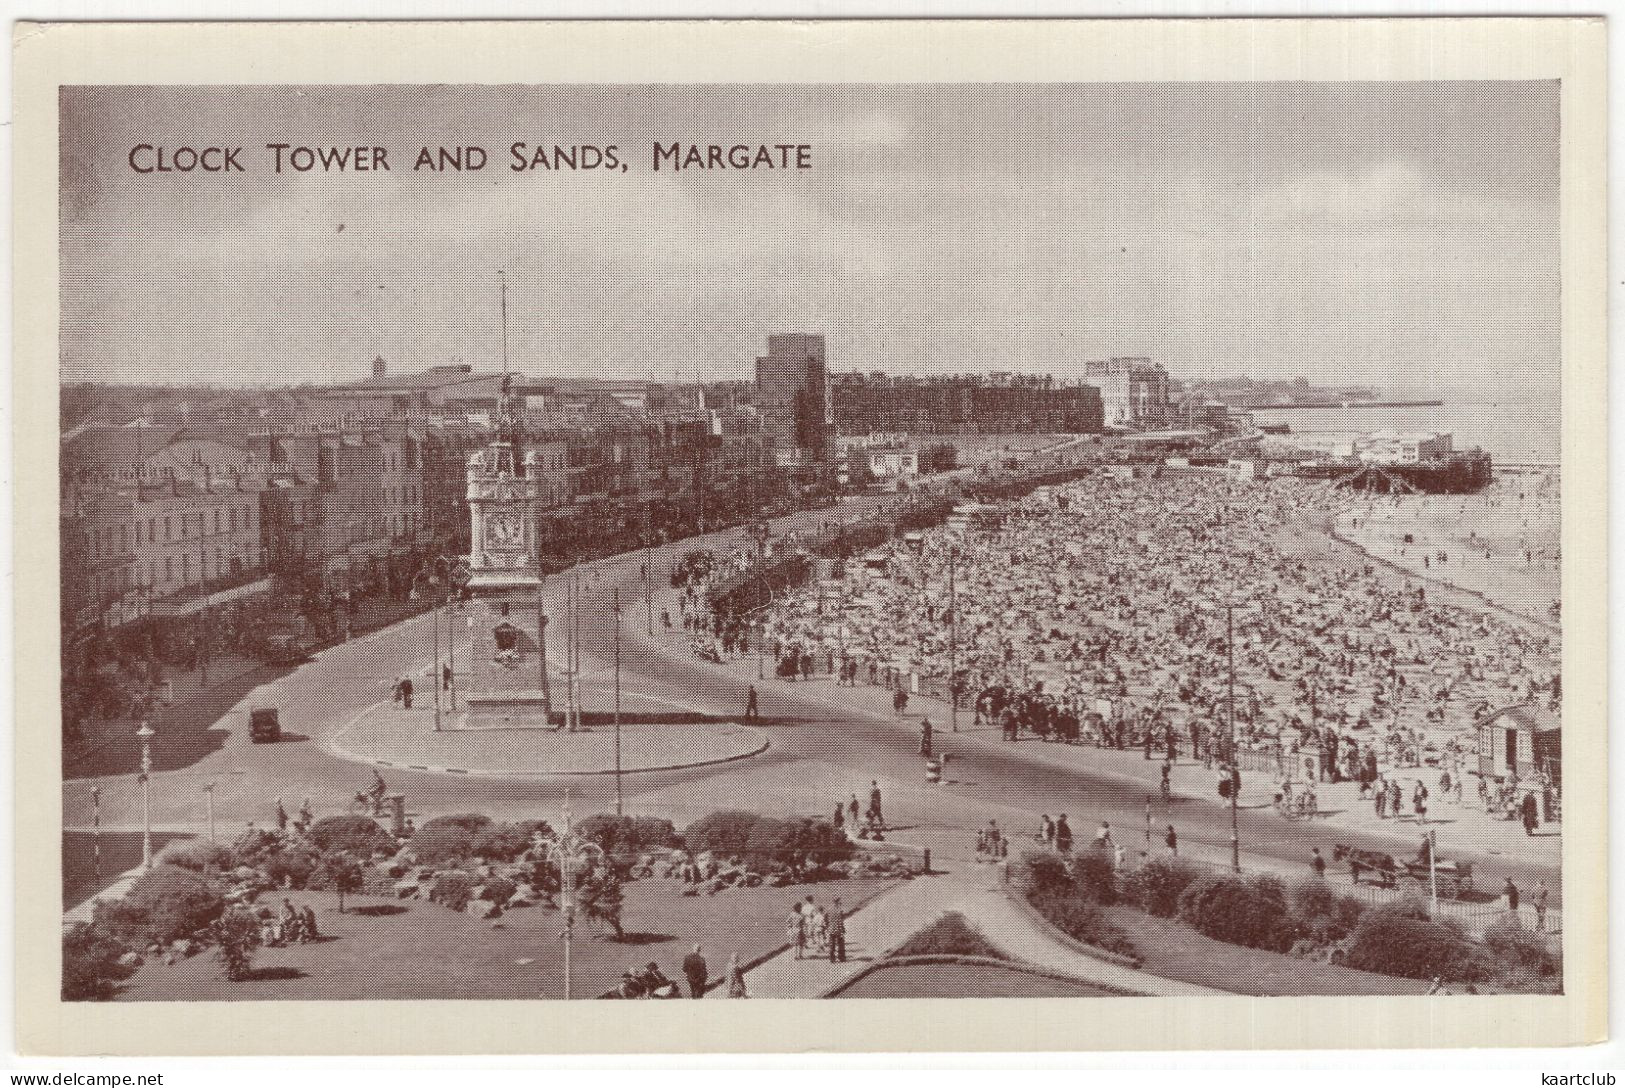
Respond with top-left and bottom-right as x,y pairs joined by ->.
836,962 -> 1117,998
108,876 -> 899,1001
1102,905 -> 1431,996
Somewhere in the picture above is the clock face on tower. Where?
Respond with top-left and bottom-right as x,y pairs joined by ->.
484,510 -> 524,550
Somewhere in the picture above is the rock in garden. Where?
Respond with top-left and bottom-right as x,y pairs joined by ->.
742,873 -> 764,888
506,894 -> 533,909
394,881 -> 420,899
465,900 -> 502,920
766,873 -> 792,888
117,951 -> 144,968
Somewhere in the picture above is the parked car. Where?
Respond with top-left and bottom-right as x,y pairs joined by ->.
250,707 -> 282,744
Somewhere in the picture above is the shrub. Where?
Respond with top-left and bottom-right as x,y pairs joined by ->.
891,912 -> 1008,960
482,875 -> 517,907
421,813 -> 494,835
308,815 -> 394,856
101,865 -> 226,945
321,852 -> 366,913
1014,850 -> 1073,898
1177,873 -> 1300,953
1289,880 -> 1367,943
411,826 -> 476,866
1028,891 -> 1138,958
1345,902 -> 1479,981
154,840 -> 232,875
62,921 -> 134,1001
515,819 -> 554,842
261,840 -> 323,890
684,811 -> 763,858
225,827 -> 287,871
630,816 -> 680,851
428,871 -> 475,912
210,906 -> 262,981
1122,857 -> 1202,918
1070,847 -> 1118,904
1482,915 -> 1560,978
471,822 -> 533,861
574,814 -> 637,854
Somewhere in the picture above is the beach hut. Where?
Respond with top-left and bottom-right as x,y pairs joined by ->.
1476,703 -> 1561,787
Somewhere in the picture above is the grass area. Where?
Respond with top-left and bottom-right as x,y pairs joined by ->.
890,912 -> 1007,961
108,876 -> 898,1001
836,962 -> 1116,998
1102,905 -> 1429,996
64,831 -> 194,911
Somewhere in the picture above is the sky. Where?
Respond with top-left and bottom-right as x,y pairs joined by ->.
60,82 -> 1560,402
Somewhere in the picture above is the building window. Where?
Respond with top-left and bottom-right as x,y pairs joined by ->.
163,517 -> 171,541
165,557 -> 173,581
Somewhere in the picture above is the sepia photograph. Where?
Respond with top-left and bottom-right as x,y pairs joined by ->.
14,17 -> 1607,1057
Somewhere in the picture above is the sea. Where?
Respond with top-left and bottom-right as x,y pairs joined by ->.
1249,399 -> 1561,465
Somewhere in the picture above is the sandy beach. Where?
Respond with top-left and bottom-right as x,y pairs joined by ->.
1331,470 -> 1560,628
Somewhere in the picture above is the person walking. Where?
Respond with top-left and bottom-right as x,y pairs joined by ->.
893,688 -> 909,716
868,781 -> 884,829
818,896 -> 847,963
788,902 -> 807,960
1311,847 -> 1326,879
745,685 -> 759,721
848,793 -> 860,828
1521,791 -> 1540,836
1054,814 -> 1073,853
725,951 -> 748,999
682,944 -> 708,998
1533,881 -> 1550,932
1038,814 -> 1054,847
1094,821 -> 1114,850
442,662 -> 453,691
1504,877 -> 1520,915
919,717 -> 933,758
1164,824 -> 1178,855
400,674 -> 413,710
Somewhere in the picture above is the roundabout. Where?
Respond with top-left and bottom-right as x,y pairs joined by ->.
329,703 -> 770,777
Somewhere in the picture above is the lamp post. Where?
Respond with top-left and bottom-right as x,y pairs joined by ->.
90,785 -> 101,883
1226,600 -> 1240,873
948,544 -> 959,733
411,564 -> 445,733
613,588 -> 623,816
136,721 -> 155,869
539,791 -> 604,1000
202,781 -> 216,843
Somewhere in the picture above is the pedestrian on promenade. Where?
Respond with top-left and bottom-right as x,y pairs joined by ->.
1095,821 -> 1113,849
726,951 -> 748,998
1521,792 -> 1539,836
392,676 -> 404,706
1504,877 -> 1520,914
826,897 -> 847,962
1533,881 -> 1549,932
1374,782 -> 1387,819
848,794 -> 860,827
274,798 -> 288,832
1038,814 -> 1054,847
1311,847 -> 1326,879
745,685 -> 759,721
1054,814 -> 1073,853
682,944 -> 708,998
893,689 -> 909,716
920,717 -> 933,758
868,781 -> 884,829
833,803 -> 845,833
788,903 -> 807,960
1165,825 -> 1178,855
400,675 -> 413,710
442,663 -> 452,691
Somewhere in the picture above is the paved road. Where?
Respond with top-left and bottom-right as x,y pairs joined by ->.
64,490 -> 1561,910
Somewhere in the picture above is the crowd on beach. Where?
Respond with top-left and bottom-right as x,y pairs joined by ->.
744,472 -> 1561,827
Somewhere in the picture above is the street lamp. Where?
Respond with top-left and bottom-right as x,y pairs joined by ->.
538,791 -> 604,1000
136,721 -> 156,869
89,785 -> 102,882
411,564 -> 446,733
202,781 -> 216,843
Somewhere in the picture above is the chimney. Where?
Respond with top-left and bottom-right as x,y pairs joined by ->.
372,355 -> 387,378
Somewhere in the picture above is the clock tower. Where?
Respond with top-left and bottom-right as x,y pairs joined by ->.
459,377 -> 552,729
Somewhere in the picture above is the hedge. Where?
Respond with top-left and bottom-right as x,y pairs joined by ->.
1121,857 -> 1203,918
572,814 -> 678,855
410,826 -> 477,866
420,813 -> 494,834
1289,879 -> 1367,944
308,815 -> 395,856
1345,901 -> 1480,981
1027,890 -> 1138,959
1482,915 -> 1560,979
63,921 -> 135,1001
153,840 -> 232,875
1176,873 -> 1300,953
95,864 -> 225,945
471,823 -> 533,861
684,810 -> 763,858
